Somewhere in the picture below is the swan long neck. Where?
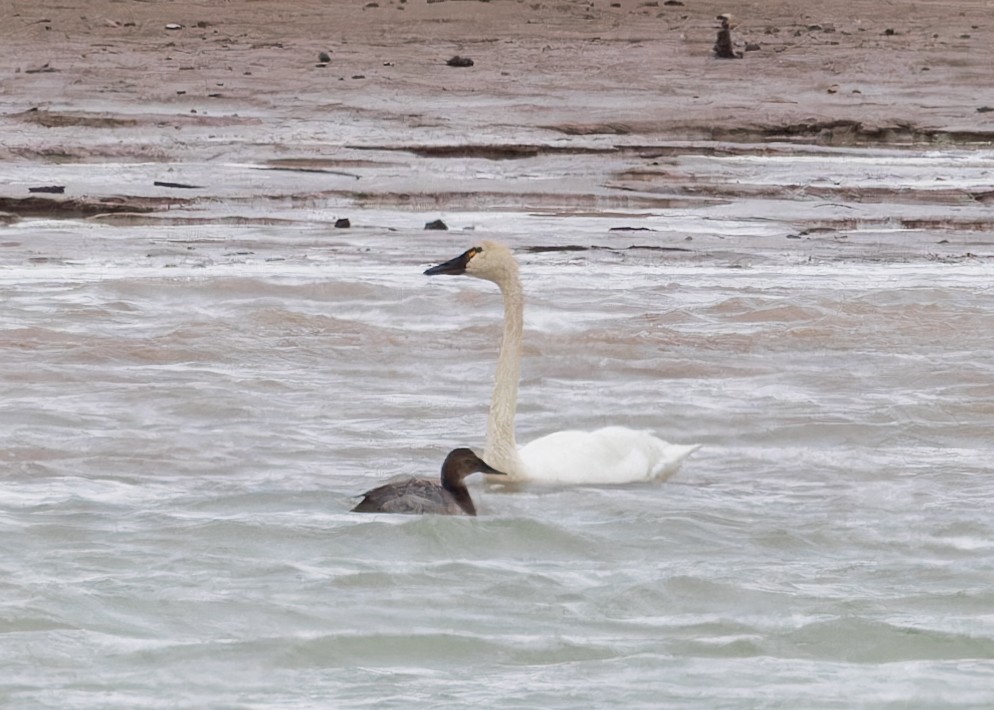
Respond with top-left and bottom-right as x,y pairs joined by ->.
485,269 -> 526,476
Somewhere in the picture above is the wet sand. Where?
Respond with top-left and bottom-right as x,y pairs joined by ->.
1,0 -> 993,261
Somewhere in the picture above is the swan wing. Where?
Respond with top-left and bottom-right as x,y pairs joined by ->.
517,426 -> 700,485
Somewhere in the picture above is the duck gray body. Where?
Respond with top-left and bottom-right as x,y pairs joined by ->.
352,477 -> 469,515
352,448 -> 504,516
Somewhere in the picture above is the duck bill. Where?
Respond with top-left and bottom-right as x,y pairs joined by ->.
480,459 -> 507,476
424,247 -> 478,276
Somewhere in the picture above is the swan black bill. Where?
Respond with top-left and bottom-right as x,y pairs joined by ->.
424,247 -> 480,276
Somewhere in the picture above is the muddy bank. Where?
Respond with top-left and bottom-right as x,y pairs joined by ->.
0,0 -> 992,264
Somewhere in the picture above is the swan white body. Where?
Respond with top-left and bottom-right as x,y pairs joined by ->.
425,241 -> 701,485
517,427 -> 700,485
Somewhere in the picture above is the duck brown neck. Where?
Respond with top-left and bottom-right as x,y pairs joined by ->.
442,478 -> 477,516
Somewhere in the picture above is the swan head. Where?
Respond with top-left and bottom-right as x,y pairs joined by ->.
441,448 -> 506,489
424,241 -> 518,285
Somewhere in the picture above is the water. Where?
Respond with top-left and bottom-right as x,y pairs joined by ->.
3,161 -> 994,707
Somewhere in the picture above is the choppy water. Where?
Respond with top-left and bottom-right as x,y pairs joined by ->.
2,201 -> 994,706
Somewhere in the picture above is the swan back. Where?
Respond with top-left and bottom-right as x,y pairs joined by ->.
517,426 -> 701,485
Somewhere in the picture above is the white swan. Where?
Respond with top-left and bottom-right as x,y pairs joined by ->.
424,241 -> 701,485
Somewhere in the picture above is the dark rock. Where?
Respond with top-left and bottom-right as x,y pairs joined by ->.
28,185 -> 65,194
318,51 -> 331,63
424,219 -> 449,231
334,218 -> 351,228
714,31 -> 740,58
446,55 -> 474,67
25,63 -> 57,74
714,14 -> 742,59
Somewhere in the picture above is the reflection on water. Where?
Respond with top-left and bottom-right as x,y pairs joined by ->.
2,195 -> 994,705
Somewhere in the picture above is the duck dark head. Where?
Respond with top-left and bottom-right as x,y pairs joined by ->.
440,447 -> 505,516
441,447 -> 504,488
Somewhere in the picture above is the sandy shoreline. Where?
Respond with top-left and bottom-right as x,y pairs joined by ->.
3,0 -> 991,134
1,0 -> 993,262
